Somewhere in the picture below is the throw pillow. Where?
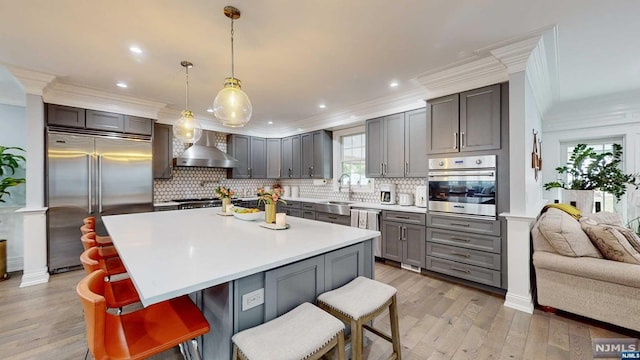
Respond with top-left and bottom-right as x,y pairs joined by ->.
608,225 -> 640,254
537,208 -> 602,258
581,223 -> 640,264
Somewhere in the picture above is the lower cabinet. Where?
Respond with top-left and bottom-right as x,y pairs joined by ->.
381,211 -> 426,268
315,212 -> 351,226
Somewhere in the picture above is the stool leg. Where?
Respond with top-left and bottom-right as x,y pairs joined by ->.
232,344 -> 238,360
352,318 -> 363,360
389,295 -> 401,360
337,331 -> 346,360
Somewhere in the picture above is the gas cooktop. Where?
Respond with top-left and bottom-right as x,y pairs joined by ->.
171,198 -> 221,203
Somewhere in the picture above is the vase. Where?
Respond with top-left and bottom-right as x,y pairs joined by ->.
562,189 -> 594,214
265,203 -> 276,223
222,197 -> 231,212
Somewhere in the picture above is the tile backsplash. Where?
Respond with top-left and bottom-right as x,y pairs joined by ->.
153,135 -> 426,203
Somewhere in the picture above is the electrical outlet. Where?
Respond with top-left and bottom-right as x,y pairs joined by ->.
241,288 -> 264,311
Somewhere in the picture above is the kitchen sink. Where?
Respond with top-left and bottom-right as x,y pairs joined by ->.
314,201 -> 353,216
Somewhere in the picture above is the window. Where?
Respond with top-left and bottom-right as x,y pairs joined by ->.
332,126 -> 374,192
561,137 -> 624,212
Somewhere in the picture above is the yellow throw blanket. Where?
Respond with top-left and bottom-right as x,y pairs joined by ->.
541,203 -> 582,220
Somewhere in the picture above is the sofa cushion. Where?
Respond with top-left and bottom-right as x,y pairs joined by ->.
537,208 -> 602,258
581,223 -> 640,264
580,212 -> 624,227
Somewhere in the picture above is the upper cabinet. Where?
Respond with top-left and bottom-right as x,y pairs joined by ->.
366,109 -> 427,178
427,84 -> 501,155
46,104 -> 153,136
266,138 -> 281,179
301,130 -> 332,179
153,123 -> 172,179
281,135 -> 302,178
227,135 -> 266,179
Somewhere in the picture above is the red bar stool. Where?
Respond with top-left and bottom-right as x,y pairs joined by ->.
81,247 -> 127,277
81,232 -> 118,258
80,249 -> 139,309
77,269 -> 210,360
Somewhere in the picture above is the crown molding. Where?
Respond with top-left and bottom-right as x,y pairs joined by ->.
43,82 -> 167,119
3,65 -> 55,96
490,36 -> 542,73
0,95 -> 25,107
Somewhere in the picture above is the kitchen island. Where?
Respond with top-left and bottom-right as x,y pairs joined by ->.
103,207 -> 379,359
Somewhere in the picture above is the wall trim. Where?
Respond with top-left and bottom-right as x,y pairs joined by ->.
20,269 -> 49,288
504,292 -> 534,314
4,65 -> 55,96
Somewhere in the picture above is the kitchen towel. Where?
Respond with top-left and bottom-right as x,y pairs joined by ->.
358,210 -> 368,229
367,210 -> 381,257
350,209 -> 359,227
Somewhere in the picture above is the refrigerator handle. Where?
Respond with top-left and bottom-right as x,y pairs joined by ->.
98,154 -> 103,213
87,154 -> 93,214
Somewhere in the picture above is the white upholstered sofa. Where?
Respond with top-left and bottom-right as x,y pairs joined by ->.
531,208 -> 640,332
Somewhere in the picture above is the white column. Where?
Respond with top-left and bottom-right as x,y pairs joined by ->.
6,66 -> 55,287
502,214 -> 536,313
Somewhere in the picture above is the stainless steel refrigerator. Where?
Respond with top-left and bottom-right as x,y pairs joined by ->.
46,130 -> 153,273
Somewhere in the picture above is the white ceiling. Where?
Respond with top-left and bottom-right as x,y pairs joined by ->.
1,0 -> 639,135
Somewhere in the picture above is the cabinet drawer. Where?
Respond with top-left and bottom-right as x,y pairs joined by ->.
316,212 -> 351,226
86,110 -> 124,132
383,211 -> 425,225
301,202 -> 315,210
302,210 -> 316,220
427,228 -> 500,253
427,213 -> 500,236
288,209 -> 303,218
283,201 -> 301,209
427,242 -> 500,270
426,256 -> 501,288
124,115 -> 153,135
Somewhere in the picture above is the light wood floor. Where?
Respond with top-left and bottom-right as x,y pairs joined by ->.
0,263 -> 637,359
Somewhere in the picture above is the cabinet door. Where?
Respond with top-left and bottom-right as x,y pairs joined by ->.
281,136 -> 293,178
382,221 -> 403,262
404,108 -> 428,177
288,208 -> 303,218
86,110 -> 124,132
312,130 -> 332,179
324,243 -> 365,290
264,256 -> 325,321
302,210 -> 316,219
365,118 -> 384,177
460,84 -> 501,152
228,135 -> 250,178
427,94 -> 459,154
301,133 -> 313,178
250,137 -> 267,178
266,138 -> 281,179
403,223 -> 426,268
383,113 -> 405,177
124,115 -> 153,135
152,123 -> 172,179
47,104 -> 86,128
291,135 -> 302,178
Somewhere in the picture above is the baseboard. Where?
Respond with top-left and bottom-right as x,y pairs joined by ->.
504,292 -> 534,314
20,269 -> 50,287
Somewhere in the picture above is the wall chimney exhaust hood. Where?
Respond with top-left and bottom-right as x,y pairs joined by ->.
173,130 -> 238,168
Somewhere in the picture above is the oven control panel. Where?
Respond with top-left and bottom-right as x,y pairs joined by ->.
429,155 -> 496,170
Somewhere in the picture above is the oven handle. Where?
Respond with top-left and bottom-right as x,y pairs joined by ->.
428,171 -> 495,177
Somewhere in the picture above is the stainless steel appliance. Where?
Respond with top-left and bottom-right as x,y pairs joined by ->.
171,198 -> 241,210
379,184 -> 396,205
46,130 -> 153,273
414,185 -> 427,207
428,155 -> 496,218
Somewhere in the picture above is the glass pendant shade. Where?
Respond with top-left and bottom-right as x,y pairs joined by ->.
213,77 -> 252,127
173,110 -> 203,143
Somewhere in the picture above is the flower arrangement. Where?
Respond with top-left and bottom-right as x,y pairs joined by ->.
214,185 -> 235,199
257,187 -> 286,205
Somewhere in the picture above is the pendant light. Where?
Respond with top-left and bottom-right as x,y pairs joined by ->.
213,6 -> 252,128
174,61 -> 203,143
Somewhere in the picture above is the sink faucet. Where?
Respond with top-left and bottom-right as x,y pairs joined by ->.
338,174 -> 352,201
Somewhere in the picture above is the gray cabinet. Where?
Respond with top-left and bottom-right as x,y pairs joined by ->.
153,123 -> 172,179
47,104 -> 85,128
227,135 -> 266,179
324,242 -> 365,290
427,84 -> 501,155
315,212 -> 351,226
381,211 -> 426,268
124,115 -> 153,135
301,130 -> 332,178
266,138 -> 281,179
86,110 -> 124,132
426,213 -> 504,289
281,135 -> 302,178
366,109 -> 426,178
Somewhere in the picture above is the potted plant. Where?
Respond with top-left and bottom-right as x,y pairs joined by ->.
544,143 -> 638,212
0,146 -> 26,280
257,187 -> 285,223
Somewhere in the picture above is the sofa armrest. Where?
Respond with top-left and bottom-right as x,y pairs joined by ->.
533,251 -> 640,288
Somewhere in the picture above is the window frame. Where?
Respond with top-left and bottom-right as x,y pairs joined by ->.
332,126 -> 374,193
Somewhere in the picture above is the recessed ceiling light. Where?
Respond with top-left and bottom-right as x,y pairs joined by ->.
389,81 -> 399,88
319,104 -> 326,109
206,108 -> 214,113
267,121 -> 273,125
116,82 -> 128,88
129,46 -> 142,54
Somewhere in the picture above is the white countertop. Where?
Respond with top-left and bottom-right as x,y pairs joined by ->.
103,208 -> 380,307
